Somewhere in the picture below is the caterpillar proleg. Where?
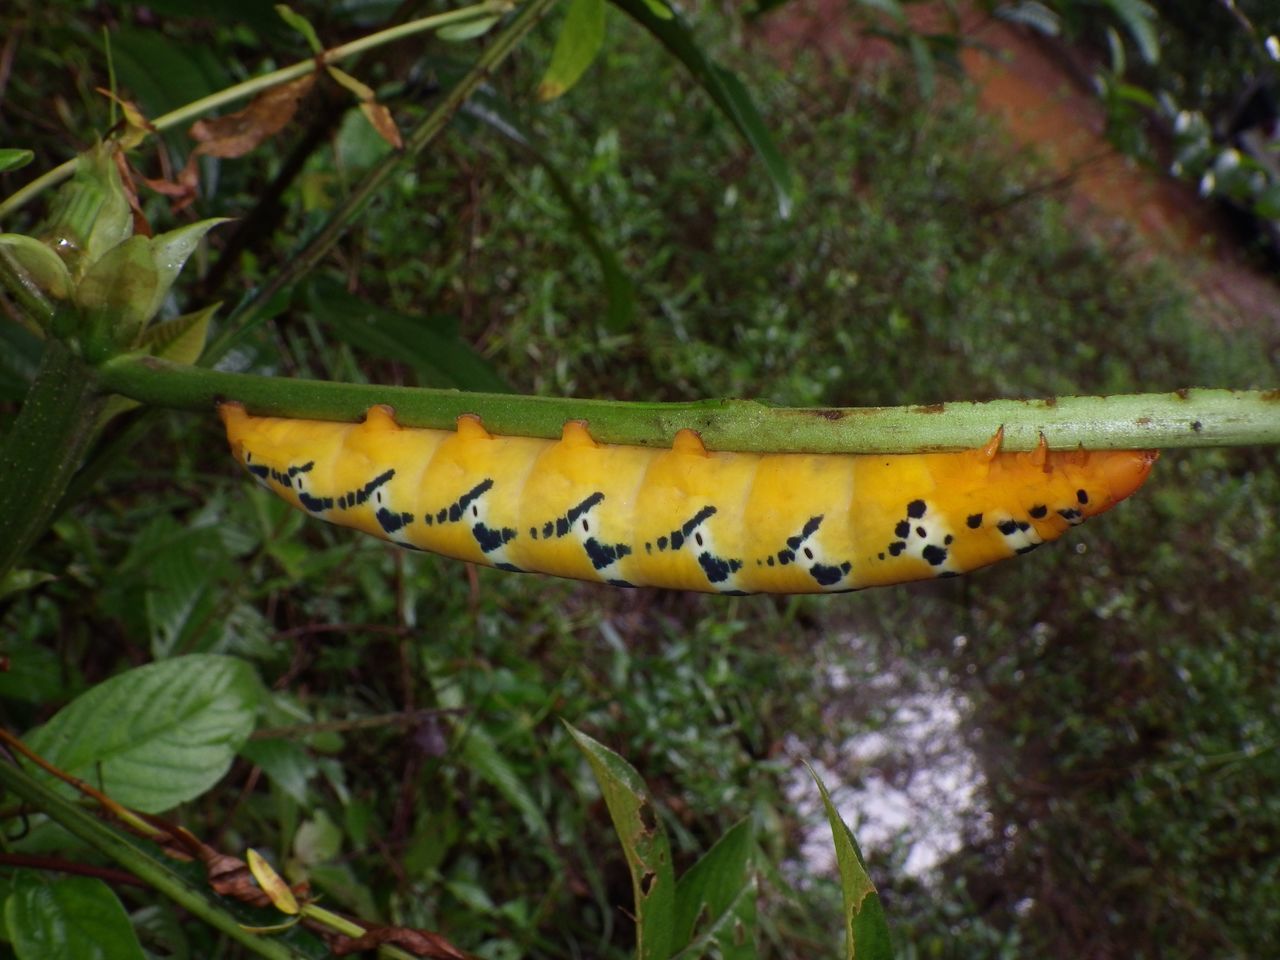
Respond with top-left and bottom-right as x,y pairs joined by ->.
220,403 -> 1156,594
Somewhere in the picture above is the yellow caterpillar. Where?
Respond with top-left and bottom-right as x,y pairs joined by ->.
220,403 -> 1156,594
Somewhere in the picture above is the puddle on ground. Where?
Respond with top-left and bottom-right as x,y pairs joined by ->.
786,633 -> 988,881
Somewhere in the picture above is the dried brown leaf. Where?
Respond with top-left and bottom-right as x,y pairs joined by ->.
140,153 -> 200,213
359,101 -> 403,150
189,72 -> 316,160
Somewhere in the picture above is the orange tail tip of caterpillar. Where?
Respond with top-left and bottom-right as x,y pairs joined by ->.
1083,447 -> 1159,517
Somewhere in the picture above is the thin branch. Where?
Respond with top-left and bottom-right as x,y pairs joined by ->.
97,355 -> 1280,452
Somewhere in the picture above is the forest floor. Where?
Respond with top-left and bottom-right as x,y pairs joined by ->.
754,0 -> 1280,336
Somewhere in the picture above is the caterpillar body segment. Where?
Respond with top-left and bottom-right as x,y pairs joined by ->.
220,403 -> 1157,594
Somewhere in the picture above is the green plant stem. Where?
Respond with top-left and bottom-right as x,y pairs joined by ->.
203,0 -> 560,363
300,905 -> 419,960
0,759 -> 308,960
96,355 -> 1280,452
0,0 -> 515,221
0,342 -> 105,580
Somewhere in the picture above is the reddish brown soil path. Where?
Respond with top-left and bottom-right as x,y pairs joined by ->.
755,1 -> 1280,335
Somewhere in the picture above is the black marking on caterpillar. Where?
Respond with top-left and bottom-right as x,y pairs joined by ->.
881,498 -> 952,573
418,478 -> 520,565
771,514 -> 851,587
556,492 -> 633,573
295,465 -> 392,515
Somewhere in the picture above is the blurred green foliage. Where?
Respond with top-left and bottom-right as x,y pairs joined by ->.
1,1 -> 1279,958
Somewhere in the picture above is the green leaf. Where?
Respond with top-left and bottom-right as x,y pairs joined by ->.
5,872 -> 145,960
108,516 -> 230,657
437,16 -> 500,42
1102,0 -> 1159,64
856,0 -> 905,19
304,276 -> 510,392
241,737 -> 319,806
907,33 -> 935,102
75,235 -> 159,359
0,233 -> 74,301
0,568 -> 57,601
538,0 -> 607,101
807,763 -> 894,960
612,0 -> 793,218
566,722 -> 675,960
0,148 -> 34,173
40,145 -> 133,277
1110,82 -> 1158,108
0,633 -> 74,706
139,301 -> 220,364
294,809 -> 343,866
275,4 -> 324,54
638,0 -> 673,18
672,818 -> 757,958
24,655 -> 264,813
142,218 -> 229,327
995,1 -> 1060,36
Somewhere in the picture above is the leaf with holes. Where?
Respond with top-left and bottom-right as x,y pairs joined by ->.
807,763 -> 894,960
24,655 -> 263,813
672,817 -> 757,959
566,723 -> 675,960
